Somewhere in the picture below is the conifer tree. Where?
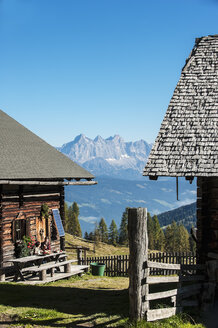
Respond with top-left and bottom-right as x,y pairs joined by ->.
88,231 -> 94,241
165,221 -> 190,252
152,215 -> 165,251
177,224 -> 190,252
119,208 -> 128,245
165,221 -> 178,252
68,202 -> 82,237
84,231 -> 89,240
98,218 -> 108,243
94,222 -> 100,245
64,202 -> 69,230
109,219 -> 119,245
147,212 -> 154,249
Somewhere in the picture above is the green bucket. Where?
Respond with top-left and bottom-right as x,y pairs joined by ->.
90,262 -> 105,276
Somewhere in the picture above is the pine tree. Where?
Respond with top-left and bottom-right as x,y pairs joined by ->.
64,202 -> 69,231
94,222 -> 100,245
177,224 -> 190,252
84,231 -> 89,240
165,221 -> 190,252
152,215 -> 165,251
88,231 -> 94,241
165,221 -> 178,252
156,229 -> 165,252
147,212 -> 155,249
98,218 -> 108,243
109,219 -> 119,245
119,208 -> 128,245
68,202 -> 82,237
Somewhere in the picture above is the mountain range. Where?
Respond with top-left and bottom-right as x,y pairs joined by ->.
58,134 -> 152,180
58,134 -> 197,233
158,202 -> 196,231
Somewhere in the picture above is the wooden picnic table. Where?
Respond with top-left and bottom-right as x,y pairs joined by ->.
6,251 -> 66,281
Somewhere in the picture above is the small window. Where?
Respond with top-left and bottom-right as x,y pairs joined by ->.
14,219 -> 26,242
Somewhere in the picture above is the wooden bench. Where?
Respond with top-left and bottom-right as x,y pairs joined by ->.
0,265 -> 16,282
22,259 -> 78,281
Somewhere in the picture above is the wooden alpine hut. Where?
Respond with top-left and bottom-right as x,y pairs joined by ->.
143,35 -> 218,264
0,110 -> 96,267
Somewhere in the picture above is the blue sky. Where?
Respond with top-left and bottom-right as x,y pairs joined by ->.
0,0 -> 217,146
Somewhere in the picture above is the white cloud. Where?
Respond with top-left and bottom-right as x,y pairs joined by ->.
101,198 -> 111,204
151,209 -> 161,215
161,188 -> 173,192
109,189 -> 122,195
153,199 -> 174,208
173,198 -> 195,207
134,200 -> 147,204
79,203 -> 96,209
136,184 -> 146,189
181,190 -> 196,196
80,216 -> 98,224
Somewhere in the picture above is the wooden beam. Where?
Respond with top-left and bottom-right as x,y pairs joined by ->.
146,261 -> 181,270
146,289 -> 178,301
146,283 -> 202,301
146,307 -> 182,322
176,177 -> 179,200
146,261 -> 205,271
19,185 -> 24,208
185,176 -> 194,184
146,275 -> 205,284
0,180 -> 97,186
149,176 -> 158,181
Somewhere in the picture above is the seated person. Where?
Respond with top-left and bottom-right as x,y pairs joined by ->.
34,241 -> 42,255
41,236 -> 51,254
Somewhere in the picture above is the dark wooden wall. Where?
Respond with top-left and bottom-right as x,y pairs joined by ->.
197,177 -> 218,263
0,184 -> 65,267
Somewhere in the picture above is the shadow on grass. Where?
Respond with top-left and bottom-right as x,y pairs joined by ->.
0,282 -> 129,327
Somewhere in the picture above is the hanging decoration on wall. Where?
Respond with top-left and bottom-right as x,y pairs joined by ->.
40,204 -> 49,220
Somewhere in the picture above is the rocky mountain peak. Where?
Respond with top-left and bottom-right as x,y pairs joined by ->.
59,134 -> 152,179
94,135 -> 104,143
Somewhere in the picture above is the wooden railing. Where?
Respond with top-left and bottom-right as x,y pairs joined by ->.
143,261 -> 205,321
82,255 -> 129,276
82,252 -> 197,277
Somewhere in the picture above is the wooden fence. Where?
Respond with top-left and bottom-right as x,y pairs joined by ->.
82,252 -> 197,277
144,260 -> 205,321
127,208 -> 217,322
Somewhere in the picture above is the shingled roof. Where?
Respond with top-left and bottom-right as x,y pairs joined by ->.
0,110 -> 94,181
143,35 -> 218,178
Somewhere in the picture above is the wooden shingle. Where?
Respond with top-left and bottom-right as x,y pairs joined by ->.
143,35 -> 218,178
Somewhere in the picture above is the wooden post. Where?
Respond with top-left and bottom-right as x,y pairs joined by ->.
0,269 -> 5,282
59,186 -> 65,251
77,248 -> 83,265
84,250 -> 87,265
128,207 -> 148,321
64,263 -> 71,273
201,259 -> 217,311
40,269 -> 46,281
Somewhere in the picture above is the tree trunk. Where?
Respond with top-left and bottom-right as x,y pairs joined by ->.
128,207 -> 148,320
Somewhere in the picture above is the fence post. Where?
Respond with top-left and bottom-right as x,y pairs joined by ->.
77,248 -> 83,265
128,207 -> 148,321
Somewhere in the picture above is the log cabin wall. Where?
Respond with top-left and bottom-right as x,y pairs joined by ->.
197,177 -> 218,263
0,184 -> 65,267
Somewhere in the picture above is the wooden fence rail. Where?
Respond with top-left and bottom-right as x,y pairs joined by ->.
144,260 -> 206,322
81,252 -> 197,277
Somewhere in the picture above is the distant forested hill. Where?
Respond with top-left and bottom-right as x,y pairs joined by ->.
157,202 -> 196,232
